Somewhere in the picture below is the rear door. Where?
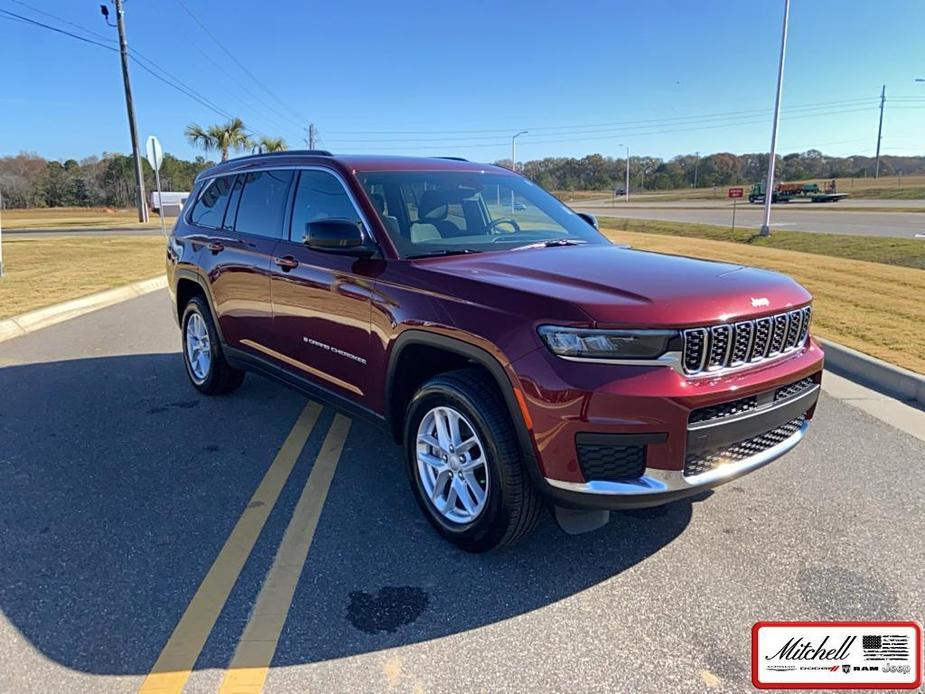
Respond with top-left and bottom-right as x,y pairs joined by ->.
268,168 -> 375,402
192,169 -> 293,353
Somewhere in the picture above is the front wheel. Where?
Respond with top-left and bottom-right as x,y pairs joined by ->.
404,369 -> 542,552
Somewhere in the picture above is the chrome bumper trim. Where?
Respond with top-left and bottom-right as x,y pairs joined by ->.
545,419 -> 809,496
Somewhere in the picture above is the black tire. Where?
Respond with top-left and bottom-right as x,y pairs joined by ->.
404,369 -> 542,552
180,295 -> 245,395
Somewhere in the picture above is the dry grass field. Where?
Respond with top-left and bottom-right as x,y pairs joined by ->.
1,206 -> 175,230
557,174 -> 925,202
601,226 -> 925,374
0,236 -> 166,319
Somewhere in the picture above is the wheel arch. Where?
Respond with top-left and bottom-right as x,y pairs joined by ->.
173,269 -> 225,344
384,331 -> 537,464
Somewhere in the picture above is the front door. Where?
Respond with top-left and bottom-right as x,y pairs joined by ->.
268,169 -> 375,403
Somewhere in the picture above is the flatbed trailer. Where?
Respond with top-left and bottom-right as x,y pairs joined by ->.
748,180 -> 847,204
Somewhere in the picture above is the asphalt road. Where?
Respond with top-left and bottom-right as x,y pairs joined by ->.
3,227 -> 164,239
1,291 -> 924,693
572,198 -> 925,239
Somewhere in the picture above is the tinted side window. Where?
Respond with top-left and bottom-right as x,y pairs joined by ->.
290,170 -> 361,240
190,176 -> 234,229
234,170 -> 294,239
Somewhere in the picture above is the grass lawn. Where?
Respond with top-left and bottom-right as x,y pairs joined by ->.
600,226 -> 925,375
598,217 -> 925,270
1,206 -> 175,231
0,236 -> 166,319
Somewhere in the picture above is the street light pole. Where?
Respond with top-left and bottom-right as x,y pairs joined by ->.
617,144 -> 629,202
112,0 -> 148,222
511,130 -> 527,212
759,0 -> 790,238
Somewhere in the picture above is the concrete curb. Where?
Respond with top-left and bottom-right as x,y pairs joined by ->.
819,338 -> 925,408
0,275 -> 167,344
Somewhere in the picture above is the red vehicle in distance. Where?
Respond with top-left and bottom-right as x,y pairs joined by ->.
167,151 -> 822,551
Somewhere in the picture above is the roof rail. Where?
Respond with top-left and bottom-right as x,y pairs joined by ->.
228,149 -> 333,164
433,156 -> 468,162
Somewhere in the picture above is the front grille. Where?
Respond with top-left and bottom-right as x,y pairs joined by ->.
689,395 -> 759,424
684,415 -> 805,477
681,306 -> 811,375
774,377 -> 815,402
577,443 -> 646,482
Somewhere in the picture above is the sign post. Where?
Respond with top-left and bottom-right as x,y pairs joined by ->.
145,135 -> 166,236
728,187 -> 744,233
0,187 -> 4,278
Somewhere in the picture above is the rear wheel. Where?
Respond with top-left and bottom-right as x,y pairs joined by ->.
404,369 -> 542,552
181,296 -> 244,395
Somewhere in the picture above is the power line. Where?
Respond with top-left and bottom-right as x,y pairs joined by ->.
323,97 -> 877,136
3,1 -> 296,137
326,106 -> 880,151
173,0 -> 306,124
0,6 -> 274,137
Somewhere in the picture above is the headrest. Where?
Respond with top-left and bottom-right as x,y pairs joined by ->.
418,190 -> 449,220
369,193 -> 386,214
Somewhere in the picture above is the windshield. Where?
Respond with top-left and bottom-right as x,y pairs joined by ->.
356,170 -> 609,258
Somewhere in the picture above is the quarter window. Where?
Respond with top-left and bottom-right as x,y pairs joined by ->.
290,170 -> 361,241
234,170 -> 294,239
189,176 -> 235,229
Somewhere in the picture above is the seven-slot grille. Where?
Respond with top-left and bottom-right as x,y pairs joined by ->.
682,306 -> 811,375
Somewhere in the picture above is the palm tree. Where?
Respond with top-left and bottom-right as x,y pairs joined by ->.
184,118 -> 251,161
255,136 -> 287,153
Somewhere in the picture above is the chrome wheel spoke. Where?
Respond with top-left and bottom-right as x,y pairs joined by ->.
461,471 -> 486,506
418,452 -> 446,470
185,313 -> 212,382
453,477 -> 477,515
416,405 -> 490,524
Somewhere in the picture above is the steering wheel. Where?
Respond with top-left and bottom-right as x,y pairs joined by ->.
485,217 -> 521,235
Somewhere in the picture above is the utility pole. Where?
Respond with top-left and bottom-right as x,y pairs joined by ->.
617,143 -> 630,202
306,123 -> 318,149
511,130 -> 527,211
109,0 -> 148,222
759,0 -> 790,238
874,84 -> 886,178
693,151 -> 700,188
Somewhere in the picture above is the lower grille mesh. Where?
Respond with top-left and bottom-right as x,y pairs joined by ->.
577,443 -> 646,482
684,416 -> 805,477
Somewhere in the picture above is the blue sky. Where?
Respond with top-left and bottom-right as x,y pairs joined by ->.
0,0 -> 923,163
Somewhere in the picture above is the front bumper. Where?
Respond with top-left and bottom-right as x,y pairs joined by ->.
511,338 -> 824,510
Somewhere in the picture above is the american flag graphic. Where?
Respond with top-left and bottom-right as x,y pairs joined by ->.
861,634 -> 910,661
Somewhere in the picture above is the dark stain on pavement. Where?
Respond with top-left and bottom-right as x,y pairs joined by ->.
347,587 -> 430,634
798,565 -> 900,618
146,400 -> 200,415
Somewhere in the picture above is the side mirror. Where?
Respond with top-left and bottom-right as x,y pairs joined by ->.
304,219 -> 377,257
577,212 -> 599,230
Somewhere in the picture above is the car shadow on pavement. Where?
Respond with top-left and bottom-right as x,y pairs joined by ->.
0,353 -> 699,675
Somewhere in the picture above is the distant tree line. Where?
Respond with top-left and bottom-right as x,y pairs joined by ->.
498,150 -> 925,191
0,151 -> 214,209
2,146 -> 924,209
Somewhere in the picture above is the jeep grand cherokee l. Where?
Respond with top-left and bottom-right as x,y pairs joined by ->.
167,151 -> 823,552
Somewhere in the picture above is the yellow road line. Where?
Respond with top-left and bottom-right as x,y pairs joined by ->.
138,401 -> 322,694
219,414 -> 352,694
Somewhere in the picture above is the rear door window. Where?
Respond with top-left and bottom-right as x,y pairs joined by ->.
233,170 -> 294,239
189,176 -> 235,229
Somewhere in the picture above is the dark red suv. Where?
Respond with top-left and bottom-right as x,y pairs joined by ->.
167,151 -> 823,551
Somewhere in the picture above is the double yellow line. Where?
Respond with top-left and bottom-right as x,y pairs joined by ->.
139,402 -> 351,693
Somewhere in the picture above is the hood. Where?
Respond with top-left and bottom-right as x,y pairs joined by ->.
417,244 -> 812,327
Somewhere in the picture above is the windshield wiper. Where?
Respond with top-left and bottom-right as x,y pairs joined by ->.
406,249 -> 485,259
512,239 -> 587,251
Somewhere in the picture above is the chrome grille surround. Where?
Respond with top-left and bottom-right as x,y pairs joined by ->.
681,306 -> 812,376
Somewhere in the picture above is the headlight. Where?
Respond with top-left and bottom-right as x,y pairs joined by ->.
538,326 -> 678,360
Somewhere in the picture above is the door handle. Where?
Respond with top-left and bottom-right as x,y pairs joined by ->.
273,255 -> 299,271
207,241 -> 224,254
